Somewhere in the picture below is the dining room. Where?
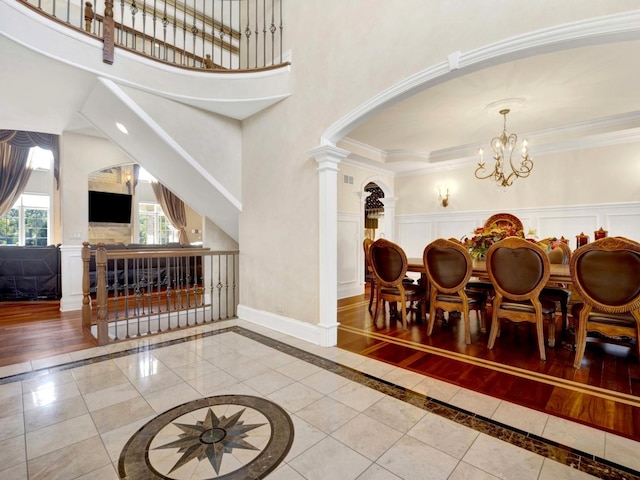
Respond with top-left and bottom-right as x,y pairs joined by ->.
338,209 -> 640,445
334,33 -> 640,448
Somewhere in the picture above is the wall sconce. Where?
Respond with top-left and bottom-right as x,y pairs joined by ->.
125,173 -> 132,194
437,185 -> 450,207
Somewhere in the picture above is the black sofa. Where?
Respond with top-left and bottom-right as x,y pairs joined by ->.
0,245 -> 61,301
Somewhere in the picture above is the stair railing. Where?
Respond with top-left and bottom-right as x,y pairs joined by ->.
82,242 -> 239,345
18,0 -> 286,71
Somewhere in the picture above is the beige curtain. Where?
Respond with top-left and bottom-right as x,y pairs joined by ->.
0,143 -> 32,217
0,130 -> 60,190
151,182 -> 189,245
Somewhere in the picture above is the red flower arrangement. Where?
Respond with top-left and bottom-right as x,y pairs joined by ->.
463,223 -> 523,259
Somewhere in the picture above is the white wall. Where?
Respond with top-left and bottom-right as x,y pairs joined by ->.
241,2 -> 640,321
395,142 -> 640,216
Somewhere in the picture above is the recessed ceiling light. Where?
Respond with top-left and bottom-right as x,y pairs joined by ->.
116,122 -> 129,135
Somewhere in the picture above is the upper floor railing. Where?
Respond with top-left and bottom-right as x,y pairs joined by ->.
18,0 -> 285,71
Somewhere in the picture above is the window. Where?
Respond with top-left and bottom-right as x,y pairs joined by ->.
0,194 -> 49,246
138,202 -> 179,244
28,147 -> 53,170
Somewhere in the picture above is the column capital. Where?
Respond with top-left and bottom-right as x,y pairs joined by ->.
309,145 -> 350,171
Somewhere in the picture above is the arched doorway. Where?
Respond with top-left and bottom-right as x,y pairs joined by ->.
311,14 -> 635,346
364,182 -> 384,240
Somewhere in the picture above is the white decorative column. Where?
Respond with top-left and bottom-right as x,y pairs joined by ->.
59,244 -> 85,311
380,196 -> 397,241
309,145 -> 350,346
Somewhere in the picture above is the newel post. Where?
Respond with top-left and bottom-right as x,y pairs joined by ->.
95,243 -> 109,344
81,242 -> 92,329
309,144 -> 350,346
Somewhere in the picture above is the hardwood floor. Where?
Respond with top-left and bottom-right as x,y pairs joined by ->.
0,301 -> 97,367
337,293 -> 640,441
2,296 -> 640,441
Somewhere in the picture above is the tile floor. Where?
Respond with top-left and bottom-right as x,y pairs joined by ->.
1,319 -> 639,480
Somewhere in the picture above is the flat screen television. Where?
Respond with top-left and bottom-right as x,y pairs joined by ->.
88,190 -> 132,224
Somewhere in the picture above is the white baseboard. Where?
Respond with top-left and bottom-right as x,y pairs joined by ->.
60,294 -> 83,312
237,304 -> 337,346
338,284 -> 364,300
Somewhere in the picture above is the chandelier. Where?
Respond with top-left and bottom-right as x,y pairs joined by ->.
475,108 -> 533,187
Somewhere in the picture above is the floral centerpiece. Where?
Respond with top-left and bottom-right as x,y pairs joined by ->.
463,223 -> 524,260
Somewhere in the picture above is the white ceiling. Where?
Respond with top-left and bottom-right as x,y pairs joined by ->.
340,39 -> 640,175
2,8 -> 640,178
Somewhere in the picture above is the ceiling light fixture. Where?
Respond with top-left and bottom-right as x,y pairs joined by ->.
475,109 -> 533,187
116,122 -> 129,135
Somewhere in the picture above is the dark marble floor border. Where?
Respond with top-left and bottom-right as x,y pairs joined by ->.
2,325 -> 639,479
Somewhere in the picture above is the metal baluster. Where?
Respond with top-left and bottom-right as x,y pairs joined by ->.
201,0 -> 205,68
279,0 -> 283,64
156,256 -> 162,331
112,264 -> 120,340
219,0 -> 224,68
244,0 -> 251,68
162,2 -> 168,61
216,255 -> 222,320
229,0 -> 232,69
270,0 -> 275,64
124,258 -> 131,338
146,257 -> 152,335
187,255 -> 195,324
233,253 -> 238,317
211,0 -> 222,66
182,1 -> 186,65
165,257 -> 173,328
141,0 -> 146,54
130,0 -> 138,50
262,0 -> 266,67
172,2 -> 177,63
152,0 -> 156,58
191,0 -> 197,67
254,0 -> 258,69
66,0 -> 70,23
119,0 -> 125,44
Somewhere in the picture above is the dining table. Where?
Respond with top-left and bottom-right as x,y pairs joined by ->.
407,258 -> 571,285
407,257 -> 574,346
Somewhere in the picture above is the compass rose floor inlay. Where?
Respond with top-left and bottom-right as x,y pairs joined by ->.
119,395 -> 293,479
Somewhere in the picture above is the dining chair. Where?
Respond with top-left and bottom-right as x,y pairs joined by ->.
486,237 -> 557,361
540,241 -> 572,338
369,238 -> 427,330
569,236 -> 640,368
423,238 -> 487,344
483,213 -> 524,234
363,238 -> 376,314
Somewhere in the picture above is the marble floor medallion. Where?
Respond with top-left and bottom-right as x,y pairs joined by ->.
119,395 -> 294,479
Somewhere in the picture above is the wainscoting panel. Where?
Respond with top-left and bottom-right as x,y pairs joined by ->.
537,213 -> 598,245
395,203 -> 640,256
338,212 -> 364,299
607,211 -> 640,240
434,218 -> 478,244
395,220 -> 433,259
